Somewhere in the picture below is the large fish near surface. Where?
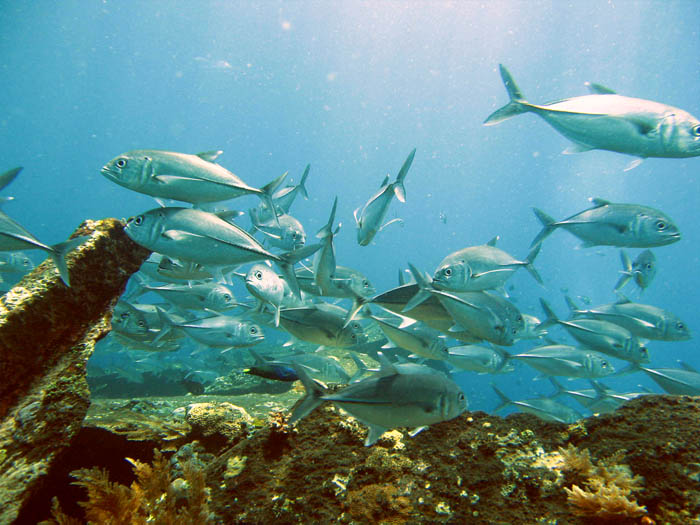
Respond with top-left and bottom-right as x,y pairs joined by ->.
289,356 -> 467,446
531,198 -> 680,249
485,64 -> 700,164
354,148 -> 415,246
124,207 -> 320,295
101,149 -> 287,210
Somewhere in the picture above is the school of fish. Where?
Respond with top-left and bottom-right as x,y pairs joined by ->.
2,65 -> 698,446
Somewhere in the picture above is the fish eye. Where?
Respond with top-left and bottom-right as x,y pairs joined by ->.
255,271 -> 263,280
692,125 -> 700,137
223,294 -> 232,301
458,393 -> 465,402
645,263 -> 653,269
601,361 -> 609,368
250,327 -> 257,334
676,322 -> 685,330
134,215 -> 144,226
444,268 -> 452,276
116,158 -> 127,168
120,312 -> 129,319
137,320 -> 146,327
656,221 -> 666,230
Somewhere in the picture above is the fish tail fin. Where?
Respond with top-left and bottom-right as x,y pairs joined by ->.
288,364 -> 327,425
547,377 -> 567,398
298,164 -> 310,199
393,148 -> 416,203
491,384 -> 512,412
48,236 -> 88,286
402,262 -> 433,313
530,208 -> 557,248
259,171 -> 289,226
483,64 -> 531,125
524,243 -> 544,285
276,242 -> 322,299
316,197 -> 338,239
537,298 -> 559,330
614,250 -> 633,291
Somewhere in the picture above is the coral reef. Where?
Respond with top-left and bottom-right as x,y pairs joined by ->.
0,218 -> 150,524
44,449 -> 214,524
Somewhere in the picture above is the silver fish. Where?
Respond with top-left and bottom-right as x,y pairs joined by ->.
245,263 -> 291,326
492,385 -> 581,423
531,198 -> 680,249
124,207 -> 320,295
539,299 -> 649,363
135,281 -> 238,312
279,304 -> 365,348
283,353 -> 351,384
485,64 -> 700,162
253,164 -> 310,223
567,296 -> 690,341
0,251 -> 34,274
432,236 -> 542,292
0,166 -> 21,204
371,315 -> 449,361
640,363 -> 700,396
446,345 -> 513,374
289,357 -> 467,446
354,148 -> 415,246
101,149 -> 286,211
159,310 -> 264,349
511,345 -> 615,379
614,249 -> 656,292
249,208 -> 306,251
313,197 -> 340,295
0,209 -> 85,286
295,265 -> 376,300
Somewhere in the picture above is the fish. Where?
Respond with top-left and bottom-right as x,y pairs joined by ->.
371,315 -> 449,361
313,197 -> 341,295
289,356 -> 467,446
484,64 -> 700,164
354,148 -> 415,246
614,249 -> 656,292
639,363 -> 700,396
244,350 -> 300,382
446,345 -> 513,374
283,352 -> 351,384
531,198 -> 680,249
0,251 -> 34,274
295,264 -> 376,300
492,385 -> 581,423
567,295 -> 690,341
134,281 -> 238,312
245,263 -> 291,326
124,207 -> 320,295
253,164 -> 311,223
101,149 -> 287,212
0,166 -> 22,203
510,345 -> 616,379
0,209 -> 85,286
157,310 -> 265,350
539,299 -> 650,363
278,303 -> 366,349
249,208 -> 306,251
432,236 -> 542,292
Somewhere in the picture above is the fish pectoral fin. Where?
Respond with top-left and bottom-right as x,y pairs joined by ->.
161,229 -> 207,242
623,158 -> 645,171
365,424 -> 389,446
470,268 -> 514,279
154,174 -> 204,184
409,426 -> 428,438
378,218 -> 404,232
562,143 -> 595,155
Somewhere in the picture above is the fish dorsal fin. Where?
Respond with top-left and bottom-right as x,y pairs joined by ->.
590,197 -> 611,207
380,175 -> 390,188
585,82 -> 617,95
487,235 -> 499,247
196,150 -> 223,162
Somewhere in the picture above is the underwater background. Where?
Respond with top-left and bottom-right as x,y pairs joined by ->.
1,1 -> 699,414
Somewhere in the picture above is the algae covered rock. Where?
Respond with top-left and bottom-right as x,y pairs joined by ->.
0,218 -> 150,524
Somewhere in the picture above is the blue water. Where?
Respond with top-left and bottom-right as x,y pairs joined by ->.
2,2 -> 699,413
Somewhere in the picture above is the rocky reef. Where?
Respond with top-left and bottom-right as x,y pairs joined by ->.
0,218 -> 150,524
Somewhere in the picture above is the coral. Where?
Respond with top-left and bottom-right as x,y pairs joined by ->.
564,483 -> 647,519
559,444 -> 646,520
44,449 -> 214,524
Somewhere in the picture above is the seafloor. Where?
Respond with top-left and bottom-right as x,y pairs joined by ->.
21,391 -> 700,524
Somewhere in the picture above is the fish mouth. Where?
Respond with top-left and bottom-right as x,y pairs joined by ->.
100,166 -> 119,180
